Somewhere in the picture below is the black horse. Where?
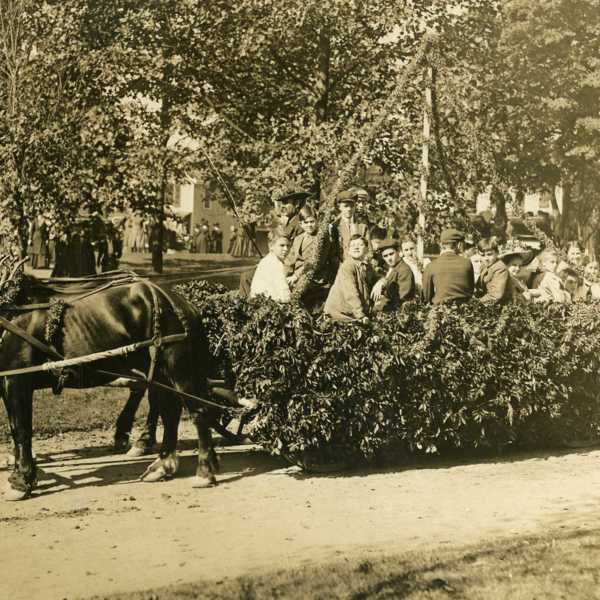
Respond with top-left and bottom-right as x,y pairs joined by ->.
0,262 -> 219,500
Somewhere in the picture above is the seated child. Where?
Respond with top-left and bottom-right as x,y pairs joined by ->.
286,206 -> 338,309
476,238 -> 511,304
534,250 -> 571,303
249,232 -> 292,302
574,261 -> 600,301
501,249 -> 532,302
559,267 -> 580,301
324,234 -> 377,322
370,239 -> 415,312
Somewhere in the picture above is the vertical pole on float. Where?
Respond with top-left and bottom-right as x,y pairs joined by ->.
417,65 -> 432,261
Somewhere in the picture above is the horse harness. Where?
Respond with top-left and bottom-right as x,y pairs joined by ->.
0,271 -> 238,413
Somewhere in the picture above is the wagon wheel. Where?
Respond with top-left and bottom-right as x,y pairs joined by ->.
212,407 -> 258,446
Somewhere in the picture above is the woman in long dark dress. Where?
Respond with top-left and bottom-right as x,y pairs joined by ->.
29,216 -> 49,269
51,233 -> 70,277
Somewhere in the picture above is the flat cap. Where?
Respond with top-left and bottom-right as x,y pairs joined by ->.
440,228 -> 465,244
276,191 -> 312,204
337,189 -> 357,203
337,187 -> 368,203
378,238 -> 399,252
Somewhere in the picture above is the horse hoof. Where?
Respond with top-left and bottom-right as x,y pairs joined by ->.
114,438 -> 130,454
190,475 -> 217,488
140,454 -> 178,482
3,485 -> 31,501
127,445 -> 152,458
141,465 -> 169,482
1,454 -> 15,471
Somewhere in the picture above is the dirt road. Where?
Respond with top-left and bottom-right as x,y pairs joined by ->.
2,426 -> 600,600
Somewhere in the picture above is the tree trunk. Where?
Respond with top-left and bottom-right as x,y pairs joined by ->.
153,54 -> 174,274
555,183 -> 570,242
418,65 -> 432,259
314,26 -> 331,203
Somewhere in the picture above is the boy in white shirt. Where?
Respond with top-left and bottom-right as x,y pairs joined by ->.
249,233 -> 292,302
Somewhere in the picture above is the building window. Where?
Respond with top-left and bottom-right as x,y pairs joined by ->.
168,183 -> 181,207
204,195 -> 210,209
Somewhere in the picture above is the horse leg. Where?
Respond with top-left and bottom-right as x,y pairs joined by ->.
2,377 -> 36,501
167,375 -> 218,487
140,386 -> 181,482
114,388 -> 146,452
125,390 -> 160,457
190,409 -> 219,488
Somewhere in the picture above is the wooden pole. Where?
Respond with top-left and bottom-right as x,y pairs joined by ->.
418,66 -> 432,260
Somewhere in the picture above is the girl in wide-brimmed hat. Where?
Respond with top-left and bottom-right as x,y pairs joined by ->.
500,247 -> 535,302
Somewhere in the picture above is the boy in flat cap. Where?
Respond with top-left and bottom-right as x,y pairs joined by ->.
331,188 -> 371,262
422,228 -> 474,304
371,239 -> 415,312
324,234 -> 377,322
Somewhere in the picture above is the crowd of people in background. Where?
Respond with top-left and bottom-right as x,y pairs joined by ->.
27,214 -> 122,277
248,187 -> 600,321
24,211 -> 240,277
190,220 -> 224,254
21,209 -> 267,287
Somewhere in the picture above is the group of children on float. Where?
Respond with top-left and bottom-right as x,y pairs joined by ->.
248,188 -> 600,321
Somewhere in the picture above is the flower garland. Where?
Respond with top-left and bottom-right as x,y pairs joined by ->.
44,299 -> 67,347
0,272 -> 24,312
291,34 -> 434,303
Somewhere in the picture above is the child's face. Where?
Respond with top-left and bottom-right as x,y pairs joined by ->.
567,246 -> 583,266
270,237 -> 290,261
584,263 -> 599,282
338,202 -> 355,220
401,241 -> 416,260
564,276 -> 579,295
281,201 -> 296,217
470,254 -> 484,273
481,249 -> 498,268
301,216 -> 317,235
348,239 -> 367,260
381,247 -> 400,268
542,255 -> 558,273
507,259 -> 521,277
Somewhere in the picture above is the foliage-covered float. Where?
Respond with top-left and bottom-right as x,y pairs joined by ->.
179,279 -> 600,471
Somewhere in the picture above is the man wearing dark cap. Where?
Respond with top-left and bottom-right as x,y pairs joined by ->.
271,191 -> 312,241
331,187 -> 371,261
371,239 -> 415,312
422,228 -> 474,304
240,191 -> 311,297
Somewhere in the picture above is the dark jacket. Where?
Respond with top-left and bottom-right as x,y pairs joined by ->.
324,257 -> 377,321
374,260 -> 415,312
330,217 -> 371,262
285,231 -> 338,284
271,210 -> 303,241
422,252 -> 474,305
476,259 -> 512,304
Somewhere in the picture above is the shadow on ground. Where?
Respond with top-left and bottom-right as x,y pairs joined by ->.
27,442 -> 285,499
286,442 -> 600,482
